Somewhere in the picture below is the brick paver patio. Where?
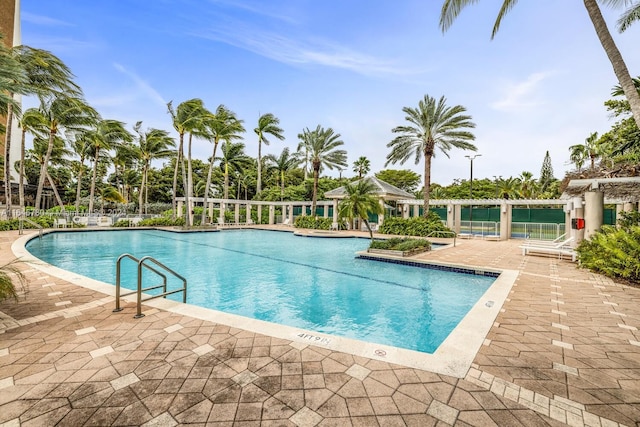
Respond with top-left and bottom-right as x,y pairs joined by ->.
1,228 -> 639,426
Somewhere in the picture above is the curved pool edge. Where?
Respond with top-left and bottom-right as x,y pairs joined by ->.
12,229 -> 517,378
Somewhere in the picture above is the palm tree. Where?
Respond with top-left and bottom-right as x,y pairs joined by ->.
133,122 -> 175,215
298,125 -> 348,215
218,141 -> 252,200
439,0 -> 640,130
495,176 -> 520,199
517,171 -> 539,199
34,96 -> 99,210
2,43 -> 81,217
254,113 -> 285,194
338,179 -> 383,240
264,147 -> 300,201
86,119 -> 133,213
16,108 -> 48,210
569,144 -> 588,172
67,128 -> 93,213
98,186 -> 125,215
167,99 -> 207,225
386,95 -> 476,217
29,135 -> 72,211
200,105 -> 245,224
352,156 -> 371,178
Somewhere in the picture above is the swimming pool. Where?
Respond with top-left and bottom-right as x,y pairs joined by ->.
26,229 -> 496,355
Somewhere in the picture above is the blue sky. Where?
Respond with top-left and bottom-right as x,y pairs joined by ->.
20,0 -> 640,185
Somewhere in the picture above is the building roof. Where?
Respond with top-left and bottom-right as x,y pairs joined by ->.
324,176 -> 415,200
562,177 -> 640,203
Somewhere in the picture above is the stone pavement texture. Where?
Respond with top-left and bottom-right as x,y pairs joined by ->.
1,228 -> 639,426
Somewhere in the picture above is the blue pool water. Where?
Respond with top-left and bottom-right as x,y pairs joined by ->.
26,229 -> 496,353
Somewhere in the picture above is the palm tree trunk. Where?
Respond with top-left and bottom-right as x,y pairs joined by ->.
89,148 -> 100,213
186,133 -> 193,227
181,140 -> 189,226
583,0 -> 640,129
224,162 -> 229,200
281,171 -> 285,201
3,104 -> 13,218
19,128 -> 26,212
311,166 -> 320,215
46,170 -> 66,212
200,139 -> 219,225
363,218 -> 374,240
257,141 -> 262,194
171,134 -> 184,220
35,130 -> 56,210
423,148 -> 433,217
74,161 -> 84,214
138,164 -> 147,216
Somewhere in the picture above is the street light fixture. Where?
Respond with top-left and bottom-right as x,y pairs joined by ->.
465,154 -> 481,235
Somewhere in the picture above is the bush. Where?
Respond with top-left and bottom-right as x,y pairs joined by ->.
0,216 -> 54,231
113,220 -> 130,228
294,216 -> 332,230
369,237 -> 431,251
576,225 -> 640,285
138,217 -> 185,227
379,212 -> 451,237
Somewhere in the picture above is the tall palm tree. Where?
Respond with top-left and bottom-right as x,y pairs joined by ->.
352,156 -> 371,178
338,179 -> 383,240
17,108 -> 48,210
386,95 -> 476,216
85,119 -> 133,213
67,128 -> 93,213
439,0 -> 640,130
29,135 -> 72,211
133,122 -> 175,215
200,105 -> 245,224
34,96 -> 99,210
298,125 -> 348,215
517,171 -> 539,199
3,44 -> 81,217
218,141 -> 252,200
167,99 -> 207,225
569,144 -> 588,172
264,147 -> 300,201
254,113 -> 285,194
495,176 -> 520,199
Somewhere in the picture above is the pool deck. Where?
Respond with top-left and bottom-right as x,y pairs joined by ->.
1,228 -> 639,426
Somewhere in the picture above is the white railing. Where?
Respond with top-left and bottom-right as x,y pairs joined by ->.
511,222 -> 565,240
460,221 -> 500,237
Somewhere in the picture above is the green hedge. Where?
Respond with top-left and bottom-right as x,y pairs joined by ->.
369,237 -> 431,251
138,217 -> 185,227
294,216 -> 332,230
379,213 -> 451,237
0,216 -> 54,231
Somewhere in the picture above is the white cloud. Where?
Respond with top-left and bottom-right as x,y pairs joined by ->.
489,72 -> 552,111
112,63 -> 167,107
21,12 -> 72,27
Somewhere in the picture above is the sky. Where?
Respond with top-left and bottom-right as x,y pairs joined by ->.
18,0 -> 640,186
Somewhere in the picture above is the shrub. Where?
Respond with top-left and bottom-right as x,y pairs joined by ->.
369,237 -> 431,251
0,216 -> 54,231
113,220 -> 130,228
294,216 -> 332,230
0,261 -> 26,302
138,217 -> 185,227
379,212 -> 450,237
576,225 -> 640,285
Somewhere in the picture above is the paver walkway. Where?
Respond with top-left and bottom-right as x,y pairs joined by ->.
1,229 -> 639,426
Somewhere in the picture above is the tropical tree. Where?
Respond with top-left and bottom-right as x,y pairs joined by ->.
16,108 -> 48,210
218,141 -> 252,200
569,143 -> 588,172
617,2 -> 640,32
338,179 -> 383,240
386,95 -> 476,216
539,150 -> 555,193
34,96 -> 99,210
264,147 -> 300,201
167,99 -> 207,224
67,128 -> 93,213
3,43 -> 81,217
200,105 -> 245,224
254,113 -> 285,194
133,122 -> 175,215
29,135 -> 72,210
439,0 -> 640,130
85,119 -> 133,213
352,156 -> 371,178
517,171 -> 539,199
494,176 -> 520,199
375,169 -> 421,193
298,125 -> 348,214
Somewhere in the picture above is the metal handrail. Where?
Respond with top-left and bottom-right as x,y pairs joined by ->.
427,230 -> 457,247
18,216 -> 43,239
113,253 -> 187,318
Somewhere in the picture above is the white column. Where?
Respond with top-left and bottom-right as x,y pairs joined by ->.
219,202 -> 226,224
584,190 -> 604,240
269,205 -> 275,225
571,197 -> 585,245
177,200 -> 184,218
402,204 -> 410,219
446,204 -> 454,229
413,205 -> 419,218
378,199 -> 385,226
499,202 -> 510,241
332,200 -> 338,223
289,204 -> 294,224
323,204 -> 329,218
246,203 -> 251,224
208,202 -> 214,222
234,203 -> 240,224
453,205 -> 462,234
257,205 -> 262,224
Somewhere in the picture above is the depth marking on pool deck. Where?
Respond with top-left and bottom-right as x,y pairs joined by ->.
296,332 -> 331,345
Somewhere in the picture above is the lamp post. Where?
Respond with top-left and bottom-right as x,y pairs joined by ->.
465,154 -> 481,235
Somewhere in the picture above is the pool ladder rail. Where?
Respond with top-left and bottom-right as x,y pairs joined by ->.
113,253 -> 187,318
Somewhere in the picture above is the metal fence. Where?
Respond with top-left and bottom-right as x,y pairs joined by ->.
511,222 -> 565,240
